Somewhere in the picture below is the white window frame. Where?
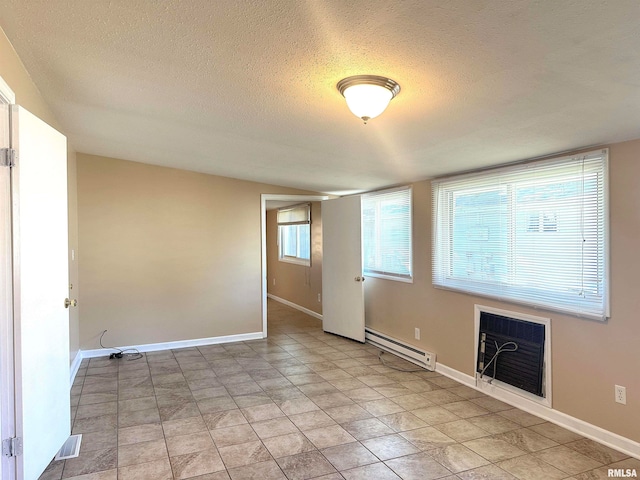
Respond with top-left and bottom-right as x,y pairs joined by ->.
432,149 -> 609,320
278,223 -> 311,266
362,185 -> 413,283
277,203 -> 311,267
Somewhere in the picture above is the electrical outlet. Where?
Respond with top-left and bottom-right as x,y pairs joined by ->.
317,293 -> 321,303
615,385 -> 626,405
414,328 -> 420,340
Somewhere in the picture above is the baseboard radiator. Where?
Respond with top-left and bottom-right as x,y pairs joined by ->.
365,327 -> 436,371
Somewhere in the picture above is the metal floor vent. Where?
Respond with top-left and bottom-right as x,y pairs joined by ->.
55,434 -> 82,461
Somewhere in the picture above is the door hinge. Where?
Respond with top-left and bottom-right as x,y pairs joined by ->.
0,148 -> 17,167
2,437 -> 23,457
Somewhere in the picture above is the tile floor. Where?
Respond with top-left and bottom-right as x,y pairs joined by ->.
40,300 -> 638,480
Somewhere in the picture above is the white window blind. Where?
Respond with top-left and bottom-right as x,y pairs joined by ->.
432,150 -> 608,320
278,204 -> 311,265
362,186 -> 413,281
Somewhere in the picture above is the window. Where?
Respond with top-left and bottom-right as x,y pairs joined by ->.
432,150 -> 608,320
278,204 -> 311,266
362,186 -> 412,281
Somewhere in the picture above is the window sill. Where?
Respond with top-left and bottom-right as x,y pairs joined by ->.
364,272 -> 413,284
279,257 -> 311,267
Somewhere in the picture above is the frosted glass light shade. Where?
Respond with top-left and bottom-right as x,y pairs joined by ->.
343,84 -> 393,122
337,75 -> 400,123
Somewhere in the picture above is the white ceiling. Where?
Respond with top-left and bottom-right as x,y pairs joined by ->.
1,1 -> 639,194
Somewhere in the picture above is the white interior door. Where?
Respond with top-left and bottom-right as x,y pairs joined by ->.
322,196 -> 365,342
0,101 -> 15,480
11,106 -> 70,480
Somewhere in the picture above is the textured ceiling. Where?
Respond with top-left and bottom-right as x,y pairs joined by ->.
1,0 -> 640,194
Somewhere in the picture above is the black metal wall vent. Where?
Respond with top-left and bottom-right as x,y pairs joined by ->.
477,311 -> 545,397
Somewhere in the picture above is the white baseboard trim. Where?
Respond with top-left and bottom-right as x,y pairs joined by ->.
69,350 -> 83,387
435,361 -> 640,460
80,331 -> 264,359
267,293 -> 323,321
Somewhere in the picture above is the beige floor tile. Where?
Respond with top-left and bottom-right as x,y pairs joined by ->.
457,464 -> 517,479
304,424 -> 357,449
566,438 -> 629,464
411,406 -> 461,425
495,427 -> 559,453
262,432 -> 316,458
378,411 -> 427,432
463,436 -> 527,462
392,393 -> 434,411
78,430 -> 117,453
321,442 -> 378,470
343,387 -> 385,402
118,458 -> 174,480
117,438 -> 168,467
434,419 -> 491,443
197,396 -> 239,414
251,417 -> 299,439
534,445 -> 603,475
469,396 -> 511,412
241,403 -> 284,422
75,402 -> 117,420
118,423 -> 164,446
202,410 -> 247,430
528,422 -> 583,444
227,459 -> 286,480
428,444 -> 490,473
498,454 -> 567,480
276,451 -> 337,480
166,431 -> 215,457
467,414 -> 520,435
163,415 -> 208,437
61,469 -> 118,480
289,410 -> 336,431
342,417 -> 395,440
420,390 -> 464,405
399,426 -> 457,451
118,396 -> 157,413
310,392 -> 354,409
170,448 -> 226,479
117,407 -> 160,428
324,404 -> 372,424
498,408 -> 547,427
277,397 -> 319,416
210,424 -> 258,447
341,462 -> 401,480
385,452 -> 453,480
362,433 -> 420,460
72,414 -> 118,434
62,447 -> 117,478
217,440 -> 272,469
360,398 -> 405,417
441,401 -> 490,419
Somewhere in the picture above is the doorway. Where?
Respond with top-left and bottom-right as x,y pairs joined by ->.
260,194 -> 327,337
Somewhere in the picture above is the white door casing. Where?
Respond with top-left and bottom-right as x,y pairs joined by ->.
11,106 -> 70,480
321,196 -> 365,342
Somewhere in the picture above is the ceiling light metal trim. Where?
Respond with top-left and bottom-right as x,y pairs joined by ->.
337,75 -> 401,99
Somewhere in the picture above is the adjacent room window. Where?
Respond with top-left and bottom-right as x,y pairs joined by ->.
432,150 -> 609,320
278,203 -> 311,266
362,186 -> 413,282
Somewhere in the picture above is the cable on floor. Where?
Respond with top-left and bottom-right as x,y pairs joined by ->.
378,350 -> 425,372
99,330 -> 143,361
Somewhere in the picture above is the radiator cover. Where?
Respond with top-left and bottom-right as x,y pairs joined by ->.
477,311 -> 545,397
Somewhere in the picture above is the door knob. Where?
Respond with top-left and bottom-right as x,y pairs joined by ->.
354,276 -> 365,282
64,298 -> 78,308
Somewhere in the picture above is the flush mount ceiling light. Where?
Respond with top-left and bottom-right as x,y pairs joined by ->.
337,75 -> 401,124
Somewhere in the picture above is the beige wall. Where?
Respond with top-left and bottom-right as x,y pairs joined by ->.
77,153 -> 316,349
0,28 -> 80,365
266,202 -> 323,315
365,139 -> 640,443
